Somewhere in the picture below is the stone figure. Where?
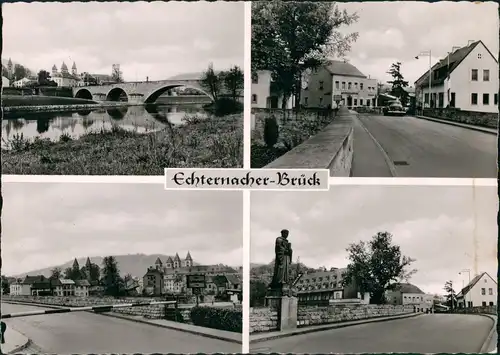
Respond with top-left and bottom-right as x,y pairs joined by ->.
270,229 -> 293,290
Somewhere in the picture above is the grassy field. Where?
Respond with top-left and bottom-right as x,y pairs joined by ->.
3,95 -> 97,107
2,114 -> 243,175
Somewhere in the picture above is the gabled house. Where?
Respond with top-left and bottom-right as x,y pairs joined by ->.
456,272 -> 497,308
414,40 -> 498,112
386,283 -> 433,312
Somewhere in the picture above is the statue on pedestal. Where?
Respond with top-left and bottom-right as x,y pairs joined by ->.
269,229 -> 293,296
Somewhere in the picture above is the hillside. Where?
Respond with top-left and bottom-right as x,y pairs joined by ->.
12,254 -> 240,279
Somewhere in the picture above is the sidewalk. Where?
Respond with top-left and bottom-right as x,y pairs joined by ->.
479,314 -> 497,353
250,312 -> 422,344
102,312 -> 242,344
1,325 -> 30,354
415,115 -> 497,135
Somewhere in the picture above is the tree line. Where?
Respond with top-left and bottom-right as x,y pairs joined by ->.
199,64 -> 244,103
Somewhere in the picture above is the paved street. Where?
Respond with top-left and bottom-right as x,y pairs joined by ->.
250,314 -> 494,353
351,114 -> 497,178
2,303 -> 240,354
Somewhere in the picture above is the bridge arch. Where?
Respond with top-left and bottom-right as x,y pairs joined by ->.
107,87 -> 129,102
143,84 -> 214,104
74,89 -> 93,100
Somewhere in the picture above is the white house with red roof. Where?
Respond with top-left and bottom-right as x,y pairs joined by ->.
415,40 -> 498,113
456,272 -> 497,308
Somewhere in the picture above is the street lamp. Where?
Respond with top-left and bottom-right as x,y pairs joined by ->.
459,269 -> 471,311
416,50 -> 432,109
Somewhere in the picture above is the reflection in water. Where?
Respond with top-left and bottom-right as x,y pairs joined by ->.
2,104 -> 208,148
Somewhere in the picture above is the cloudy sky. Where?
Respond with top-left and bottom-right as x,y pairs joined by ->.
2,183 -> 242,275
251,185 -> 497,295
2,2 -> 244,81
336,1 -> 499,85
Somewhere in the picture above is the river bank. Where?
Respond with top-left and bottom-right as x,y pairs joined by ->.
2,113 -> 243,175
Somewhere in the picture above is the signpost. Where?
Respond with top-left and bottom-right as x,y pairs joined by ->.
186,273 -> 206,305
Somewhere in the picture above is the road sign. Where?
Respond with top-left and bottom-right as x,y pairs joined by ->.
186,274 -> 206,289
333,95 -> 342,102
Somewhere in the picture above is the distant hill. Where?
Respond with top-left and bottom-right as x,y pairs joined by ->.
11,254 -> 240,279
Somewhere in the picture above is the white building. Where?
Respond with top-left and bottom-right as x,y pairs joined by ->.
415,40 -> 498,113
457,272 -> 497,308
51,62 -> 83,87
52,279 -> 76,296
12,77 -> 33,88
74,280 -> 90,297
251,70 -> 294,109
301,60 -> 378,109
386,283 -> 433,312
2,76 -> 10,87
9,281 -> 31,296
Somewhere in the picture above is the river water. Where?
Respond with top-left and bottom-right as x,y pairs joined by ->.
2,102 -> 209,149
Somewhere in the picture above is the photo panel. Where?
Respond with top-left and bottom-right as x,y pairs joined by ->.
1,1 -> 244,175
250,1 -> 498,178
1,183 -> 243,353
250,184 -> 497,353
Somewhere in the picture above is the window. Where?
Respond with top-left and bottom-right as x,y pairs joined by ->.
342,82 -> 346,89
319,81 -> 324,90
251,94 -> 257,104
304,97 -> 308,105
425,93 -> 429,104
360,99 -> 364,106
451,92 -> 456,107
478,53 -> 482,59
354,82 -> 358,89
471,93 -> 478,105
489,288 -> 493,295
490,302 -> 494,306
335,81 -> 340,89
483,69 -> 490,81
251,73 -> 258,84
483,93 -> 489,105
482,301 -> 487,306
353,98 -> 357,106
360,83 -> 364,90
348,82 -> 352,89
471,69 -> 478,81
481,288 -> 486,295
495,94 -> 498,105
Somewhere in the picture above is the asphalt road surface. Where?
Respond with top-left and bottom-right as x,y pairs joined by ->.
2,303 -> 240,353
250,314 -> 494,354
351,114 -> 497,178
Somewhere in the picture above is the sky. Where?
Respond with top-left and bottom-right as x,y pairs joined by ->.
251,185 -> 498,296
336,1 -> 499,85
2,1 -> 244,81
2,183 -> 243,276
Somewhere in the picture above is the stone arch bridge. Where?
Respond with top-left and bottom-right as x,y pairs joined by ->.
72,79 -> 213,104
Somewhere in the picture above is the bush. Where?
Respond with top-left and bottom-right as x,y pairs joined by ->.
263,116 -> 279,147
204,97 -> 243,116
164,308 -> 185,323
189,306 -> 242,333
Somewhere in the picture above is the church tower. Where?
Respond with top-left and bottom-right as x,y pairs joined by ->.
52,65 -> 57,76
72,62 -> 77,76
173,253 -> 181,268
185,251 -> 193,267
7,58 -> 13,77
61,62 -> 68,74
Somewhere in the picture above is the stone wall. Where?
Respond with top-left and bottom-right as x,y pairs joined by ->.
2,295 -> 173,320
422,108 -> 498,129
297,304 -> 415,327
453,305 -> 497,315
250,307 -> 279,333
263,109 -> 354,176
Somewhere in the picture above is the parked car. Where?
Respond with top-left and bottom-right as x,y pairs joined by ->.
383,102 -> 406,116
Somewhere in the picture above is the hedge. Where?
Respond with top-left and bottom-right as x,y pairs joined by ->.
189,306 -> 242,333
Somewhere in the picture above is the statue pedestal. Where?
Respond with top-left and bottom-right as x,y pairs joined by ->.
265,290 -> 298,331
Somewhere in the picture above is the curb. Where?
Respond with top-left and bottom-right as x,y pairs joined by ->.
2,300 -> 241,345
478,314 -> 497,353
101,312 -> 242,345
250,312 -> 423,344
7,338 -> 32,355
415,115 -> 497,135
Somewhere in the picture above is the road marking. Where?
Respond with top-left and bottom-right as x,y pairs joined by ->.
355,116 -> 398,177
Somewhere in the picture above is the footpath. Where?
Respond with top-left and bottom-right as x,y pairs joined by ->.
1,325 -> 30,354
1,300 -> 241,345
415,115 -> 497,135
250,312 -> 422,344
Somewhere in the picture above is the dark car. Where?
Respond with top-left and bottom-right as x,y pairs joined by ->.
383,102 -> 406,116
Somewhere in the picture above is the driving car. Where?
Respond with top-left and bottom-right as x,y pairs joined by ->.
383,102 -> 406,116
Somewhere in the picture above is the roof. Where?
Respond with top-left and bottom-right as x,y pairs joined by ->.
22,275 -> 47,285
225,274 -> 241,285
457,272 -> 496,297
185,251 -> 192,260
299,268 -> 346,282
324,60 -> 367,78
31,281 -> 52,290
392,283 -> 425,294
60,279 -> 75,285
75,279 -> 90,287
416,41 -> 498,87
